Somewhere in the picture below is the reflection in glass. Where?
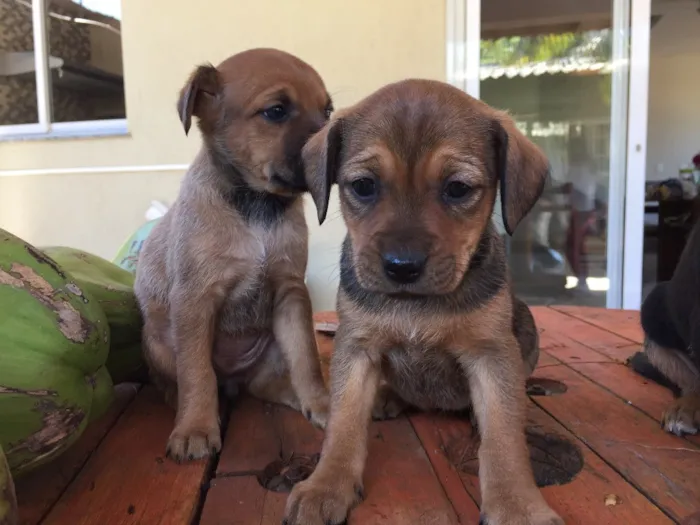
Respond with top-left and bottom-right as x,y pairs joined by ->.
47,0 -> 125,122
481,21 -> 615,307
0,0 -> 39,125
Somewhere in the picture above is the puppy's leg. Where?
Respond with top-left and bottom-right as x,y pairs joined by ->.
462,340 -> 562,525
272,280 -> 329,428
645,337 -> 700,435
141,300 -> 178,409
167,287 -> 225,462
284,334 -> 379,525
247,340 -> 301,410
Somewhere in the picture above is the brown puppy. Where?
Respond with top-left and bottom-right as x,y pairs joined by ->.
134,48 -> 331,462
284,79 -> 562,525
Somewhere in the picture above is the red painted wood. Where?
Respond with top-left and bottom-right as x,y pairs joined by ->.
41,387 -> 210,525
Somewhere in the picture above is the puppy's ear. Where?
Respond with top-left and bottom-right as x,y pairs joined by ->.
177,64 -> 220,135
303,118 -> 344,225
493,113 -> 550,235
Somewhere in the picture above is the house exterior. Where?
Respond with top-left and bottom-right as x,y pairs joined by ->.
0,0 -> 698,311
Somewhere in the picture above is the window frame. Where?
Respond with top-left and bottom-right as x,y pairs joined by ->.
0,0 -> 127,140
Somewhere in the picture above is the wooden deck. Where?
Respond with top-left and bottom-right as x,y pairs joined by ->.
14,306 -> 700,525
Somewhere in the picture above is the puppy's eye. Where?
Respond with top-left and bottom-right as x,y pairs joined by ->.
443,180 -> 472,202
324,105 -> 333,120
351,177 -> 377,200
261,104 -> 289,123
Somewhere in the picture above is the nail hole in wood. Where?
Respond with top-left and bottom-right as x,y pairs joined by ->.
443,426 -> 583,488
526,377 -> 568,396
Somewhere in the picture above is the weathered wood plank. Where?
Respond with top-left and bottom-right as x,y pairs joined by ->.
209,398 -> 326,524
316,334 -> 333,388
351,417 -> 461,524
16,383 -> 139,525
200,476 -> 274,525
570,362 -> 700,447
528,402 -> 673,525
216,398 -> 283,476
208,397 -> 461,524
409,413 -> 483,524
533,307 -> 639,363
532,365 -> 700,521
551,306 -> 644,345
41,387 -> 210,525
411,400 -> 673,524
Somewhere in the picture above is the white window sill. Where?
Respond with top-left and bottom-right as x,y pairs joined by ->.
0,119 -> 129,142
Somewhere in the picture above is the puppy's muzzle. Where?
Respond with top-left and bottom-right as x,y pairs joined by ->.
382,250 -> 427,284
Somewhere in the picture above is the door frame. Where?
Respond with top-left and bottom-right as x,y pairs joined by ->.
446,0 -> 650,309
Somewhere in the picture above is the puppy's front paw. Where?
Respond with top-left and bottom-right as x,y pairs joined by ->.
301,391 -> 330,429
663,394 -> 700,436
283,476 -> 364,525
372,385 -> 407,420
166,422 -> 221,462
481,498 -> 563,525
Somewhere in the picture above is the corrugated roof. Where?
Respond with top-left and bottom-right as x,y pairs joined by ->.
478,58 -> 613,80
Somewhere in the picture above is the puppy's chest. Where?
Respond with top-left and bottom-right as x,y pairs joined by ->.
218,233 -> 285,332
219,272 -> 274,332
382,341 -> 471,412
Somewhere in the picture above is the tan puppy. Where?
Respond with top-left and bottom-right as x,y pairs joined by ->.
134,48 -> 331,462
284,79 -> 562,525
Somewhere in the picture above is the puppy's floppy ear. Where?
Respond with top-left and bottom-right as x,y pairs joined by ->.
493,113 -> 550,236
302,118 -> 344,225
177,64 -> 220,135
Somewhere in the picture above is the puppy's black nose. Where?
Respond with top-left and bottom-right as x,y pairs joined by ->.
382,252 -> 426,284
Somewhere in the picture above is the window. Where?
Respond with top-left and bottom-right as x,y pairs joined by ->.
0,0 -> 125,139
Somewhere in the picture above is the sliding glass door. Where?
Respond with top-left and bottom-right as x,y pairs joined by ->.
447,0 -> 649,309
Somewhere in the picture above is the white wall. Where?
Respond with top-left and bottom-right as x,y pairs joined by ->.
646,0 -> 700,181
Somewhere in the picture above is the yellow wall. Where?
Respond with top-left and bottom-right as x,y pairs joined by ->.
0,0 -> 446,310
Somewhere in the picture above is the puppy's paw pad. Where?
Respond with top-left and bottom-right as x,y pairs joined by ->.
166,426 -> 221,462
662,394 -> 700,436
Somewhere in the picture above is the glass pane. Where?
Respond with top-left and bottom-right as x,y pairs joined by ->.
642,1 -> 700,301
481,1 -> 621,307
47,0 -> 125,122
0,0 -> 39,125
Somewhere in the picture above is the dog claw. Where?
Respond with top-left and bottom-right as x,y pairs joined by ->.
662,394 -> 700,436
300,393 -> 330,429
354,485 -> 365,501
166,425 -> 222,462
